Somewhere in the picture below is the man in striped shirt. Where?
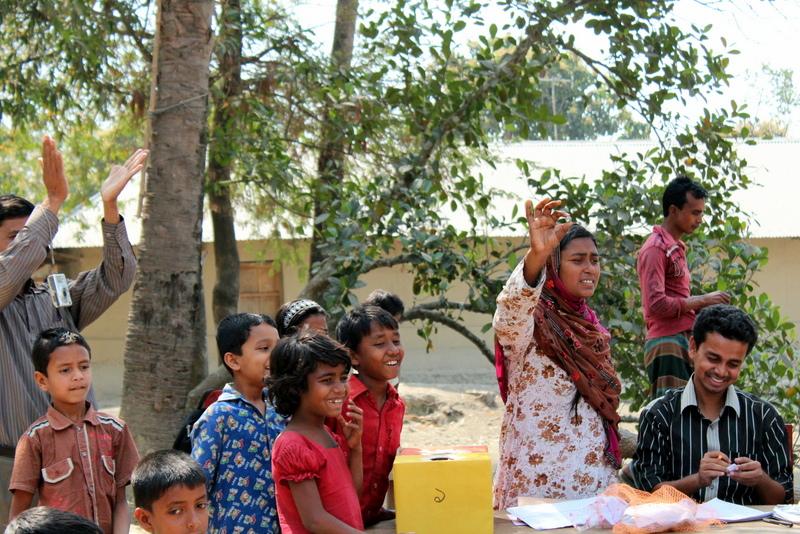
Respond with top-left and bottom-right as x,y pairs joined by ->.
0,136 -> 146,527
631,304 -> 793,505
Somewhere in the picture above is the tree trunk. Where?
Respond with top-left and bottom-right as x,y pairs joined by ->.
186,0 -> 243,410
120,0 -> 213,454
209,0 -> 243,326
308,0 -> 359,271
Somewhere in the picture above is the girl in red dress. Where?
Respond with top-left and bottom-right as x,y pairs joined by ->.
267,332 -> 365,534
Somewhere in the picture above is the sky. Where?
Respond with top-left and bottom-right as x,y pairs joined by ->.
290,0 -> 800,137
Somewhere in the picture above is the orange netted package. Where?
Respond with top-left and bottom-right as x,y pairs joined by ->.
602,483 -> 722,534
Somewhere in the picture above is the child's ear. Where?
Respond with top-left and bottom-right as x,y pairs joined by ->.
223,351 -> 241,372
348,348 -> 360,367
133,507 -> 155,533
33,371 -> 49,393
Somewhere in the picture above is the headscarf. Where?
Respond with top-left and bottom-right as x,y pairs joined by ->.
496,230 -> 622,468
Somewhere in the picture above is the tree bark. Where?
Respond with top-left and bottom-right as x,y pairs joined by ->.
309,0 -> 359,270
209,0 -> 243,326
120,0 -> 213,454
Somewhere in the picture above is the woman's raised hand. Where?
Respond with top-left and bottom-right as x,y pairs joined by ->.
522,198 -> 573,285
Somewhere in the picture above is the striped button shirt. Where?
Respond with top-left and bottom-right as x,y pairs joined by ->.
0,205 -> 136,449
631,377 -> 794,504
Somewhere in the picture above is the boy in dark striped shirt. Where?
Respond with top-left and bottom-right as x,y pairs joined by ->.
631,304 -> 793,505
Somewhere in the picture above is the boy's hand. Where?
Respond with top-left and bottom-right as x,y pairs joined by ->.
338,401 -> 363,450
697,451 -> 729,487
40,135 -> 68,214
728,456 -> 765,487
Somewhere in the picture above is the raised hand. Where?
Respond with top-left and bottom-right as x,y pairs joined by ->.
522,198 -> 573,284
338,401 -> 363,451
101,148 -> 149,204
40,136 -> 68,214
101,148 -> 149,223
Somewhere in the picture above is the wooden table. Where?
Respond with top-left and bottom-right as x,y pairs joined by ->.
367,505 -> 789,533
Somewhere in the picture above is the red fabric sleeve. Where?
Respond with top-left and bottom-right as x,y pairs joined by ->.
9,433 -> 42,494
114,423 -> 140,488
273,438 -> 326,485
637,246 -> 686,319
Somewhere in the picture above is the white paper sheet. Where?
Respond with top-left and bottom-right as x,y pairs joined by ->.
507,498 -> 598,530
773,504 -> 800,524
696,498 -> 772,523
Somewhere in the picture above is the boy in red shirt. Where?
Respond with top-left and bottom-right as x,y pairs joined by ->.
330,306 -> 405,526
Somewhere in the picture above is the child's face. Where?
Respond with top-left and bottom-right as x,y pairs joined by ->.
0,216 -> 26,253
299,313 -> 328,335
34,344 -> 92,408
134,484 -> 209,534
225,322 -> 279,385
300,362 -> 350,419
353,323 -> 404,383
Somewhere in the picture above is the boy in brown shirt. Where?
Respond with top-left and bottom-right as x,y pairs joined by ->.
8,328 -> 139,533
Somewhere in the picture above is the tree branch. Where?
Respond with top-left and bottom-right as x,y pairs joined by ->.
411,299 -> 491,314
403,308 -> 493,364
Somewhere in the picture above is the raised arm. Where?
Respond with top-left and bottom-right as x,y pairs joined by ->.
494,199 -> 572,357
66,148 -> 146,329
0,136 -> 67,307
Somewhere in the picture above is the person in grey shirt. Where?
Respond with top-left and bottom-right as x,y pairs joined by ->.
0,135 -> 147,527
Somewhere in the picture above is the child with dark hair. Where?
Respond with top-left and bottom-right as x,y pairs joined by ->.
330,305 -> 404,526
275,298 -> 328,337
266,333 -> 365,533
132,450 -> 208,534
190,313 -> 284,533
9,328 -> 139,534
5,506 -> 104,534
362,289 -> 404,320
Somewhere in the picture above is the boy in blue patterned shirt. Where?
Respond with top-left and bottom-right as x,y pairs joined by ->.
191,313 -> 284,533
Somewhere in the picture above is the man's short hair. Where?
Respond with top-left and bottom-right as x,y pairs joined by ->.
363,289 -> 405,319
662,176 -> 707,217
692,304 -> 758,355
132,450 -> 206,511
0,194 -> 34,226
216,313 -> 277,374
31,328 -> 92,375
336,305 -> 399,352
5,506 -> 103,534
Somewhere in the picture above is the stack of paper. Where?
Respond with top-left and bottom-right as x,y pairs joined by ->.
773,504 -> 800,525
695,499 -> 771,523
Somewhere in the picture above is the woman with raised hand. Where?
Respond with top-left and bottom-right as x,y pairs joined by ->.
493,198 -> 621,509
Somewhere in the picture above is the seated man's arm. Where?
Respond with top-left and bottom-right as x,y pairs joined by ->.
631,403 -> 672,492
729,405 -> 792,504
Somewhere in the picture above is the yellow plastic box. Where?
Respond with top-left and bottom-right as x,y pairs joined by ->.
393,445 -> 493,534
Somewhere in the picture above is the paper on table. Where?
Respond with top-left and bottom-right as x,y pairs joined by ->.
696,498 -> 772,523
773,504 -> 800,524
507,497 -> 598,530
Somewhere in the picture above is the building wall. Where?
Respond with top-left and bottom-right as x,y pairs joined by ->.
64,236 -> 799,408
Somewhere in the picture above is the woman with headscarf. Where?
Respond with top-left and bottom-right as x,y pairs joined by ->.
493,198 -> 622,510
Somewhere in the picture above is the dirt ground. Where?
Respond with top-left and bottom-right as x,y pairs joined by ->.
125,384 -> 799,533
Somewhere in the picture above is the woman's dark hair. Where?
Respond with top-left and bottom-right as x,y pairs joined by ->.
275,299 -> 327,337
559,224 -> 596,251
132,450 -> 207,511
216,313 -> 278,374
266,332 -> 351,417
31,328 -> 92,375
692,304 -> 758,355
662,176 -> 707,217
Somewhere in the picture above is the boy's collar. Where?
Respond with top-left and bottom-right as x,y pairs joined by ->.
349,373 -> 398,400
46,402 -> 99,430
680,374 -> 740,417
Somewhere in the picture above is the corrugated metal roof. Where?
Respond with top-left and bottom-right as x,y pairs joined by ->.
53,139 -> 800,248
